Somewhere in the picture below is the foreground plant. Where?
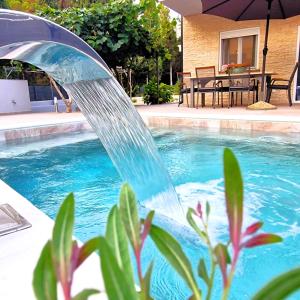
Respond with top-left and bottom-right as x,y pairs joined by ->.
33,148 -> 300,300
33,193 -> 100,300
150,148 -> 282,300
100,184 -> 155,300
192,149 -> 282,299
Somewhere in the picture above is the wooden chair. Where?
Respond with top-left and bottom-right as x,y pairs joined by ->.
195,66 -> 223,108
227,64 -> 257,108
266,62 -> 299,106
177,72 -> 192,107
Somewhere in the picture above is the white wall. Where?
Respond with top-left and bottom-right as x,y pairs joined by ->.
0,80 -> 31,114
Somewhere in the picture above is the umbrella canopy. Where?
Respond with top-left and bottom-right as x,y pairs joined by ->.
202,0 -> 300,21
201,0 -> 300,106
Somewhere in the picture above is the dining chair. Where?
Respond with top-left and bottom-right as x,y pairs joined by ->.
195,66 -> 223,108
227,64 -> 257,108
177,72 -> 192,107
266,62 -> 299,106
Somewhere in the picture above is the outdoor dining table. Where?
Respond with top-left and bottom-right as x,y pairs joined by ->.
188,72 -> 276,108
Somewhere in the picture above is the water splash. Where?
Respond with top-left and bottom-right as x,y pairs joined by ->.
64,77 -> 182,214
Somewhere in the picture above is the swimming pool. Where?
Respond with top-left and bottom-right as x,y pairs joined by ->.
1,128 -> 300,299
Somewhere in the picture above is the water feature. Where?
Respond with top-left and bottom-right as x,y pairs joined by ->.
65,77 -> 179,213
0,10 -> 182,215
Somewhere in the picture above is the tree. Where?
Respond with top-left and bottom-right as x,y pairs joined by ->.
38,1 -> 152,95
0,0 -> 8,8
140,0 -> 178,102
38,2 -> 151,70
5,0 -> 47,12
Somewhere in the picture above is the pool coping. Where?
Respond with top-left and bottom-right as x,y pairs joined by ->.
1,109 -> 300,143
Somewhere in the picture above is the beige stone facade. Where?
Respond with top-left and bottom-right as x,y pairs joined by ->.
182,14 -> 300,106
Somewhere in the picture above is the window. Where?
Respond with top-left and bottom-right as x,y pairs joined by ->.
219,28 -> 260,70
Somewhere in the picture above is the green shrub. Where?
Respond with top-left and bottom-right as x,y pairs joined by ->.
143,80 -> 173,105
172,80 -> 181,95
143,80 -> 158,104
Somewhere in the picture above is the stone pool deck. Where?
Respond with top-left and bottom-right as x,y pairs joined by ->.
1,104 -> 300,142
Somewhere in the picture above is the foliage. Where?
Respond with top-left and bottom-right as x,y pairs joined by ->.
139,0 -> 179,91
33,193 -> 101,300
143,80 -> 173,105
37,3 -> 151,70
36,0 -> 179,90
140,0 -> 177,60
253,267 -> 300,300
33,148 -> 294,300
5,0 -> 47,12
2,0 -> 105,11
0,0 -> 7,8
0,60 -> 25,79
172,80 -> 181,95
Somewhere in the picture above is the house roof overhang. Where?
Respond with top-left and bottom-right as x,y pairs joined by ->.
161,0 -> 203,16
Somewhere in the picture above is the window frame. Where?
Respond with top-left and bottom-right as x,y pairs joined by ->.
219,27 -> 260,71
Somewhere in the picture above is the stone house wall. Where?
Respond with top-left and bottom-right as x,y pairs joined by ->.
182,14 -> 300,106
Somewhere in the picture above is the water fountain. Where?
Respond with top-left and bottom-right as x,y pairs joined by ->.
0,9 -> 182,217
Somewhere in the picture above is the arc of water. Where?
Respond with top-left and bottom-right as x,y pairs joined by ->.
0,9 -> 183,218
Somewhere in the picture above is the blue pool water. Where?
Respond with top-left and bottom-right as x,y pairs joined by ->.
1,128 -> 300,299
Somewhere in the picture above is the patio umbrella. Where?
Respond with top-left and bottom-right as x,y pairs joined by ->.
201,0 -> 300,109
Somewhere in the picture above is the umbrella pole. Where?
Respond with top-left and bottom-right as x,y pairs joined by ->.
248,0 -> 276,109
260,0 -> 273,101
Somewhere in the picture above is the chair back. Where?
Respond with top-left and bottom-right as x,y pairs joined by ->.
227,64 -> 251,87
177,72 -> 192,90
289,62 -> 299,86
195,66 -> 216,87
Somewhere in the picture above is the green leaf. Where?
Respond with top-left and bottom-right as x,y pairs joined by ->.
214,243 -> 231,287
119,183 -> 141,250
140,261 -> 154,300
186,208 -> 207,242
105,205 -> 135,287
197,259 -> 209,287
253,267 -> 300,300
223,148 -> 243,251
52,193 -> 75,286
98,237 -> 138,300
150,225 -> 201,300
76,237 -> 101,268
72,289 -> 99,300
206,202 -> 210,220
33,241 -> 57,300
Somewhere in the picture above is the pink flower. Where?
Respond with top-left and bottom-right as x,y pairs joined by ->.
196,202 -> 203,219
221,64 -> 229,72
243,222 -> 263,237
